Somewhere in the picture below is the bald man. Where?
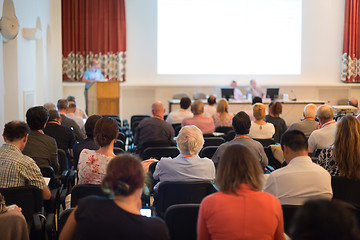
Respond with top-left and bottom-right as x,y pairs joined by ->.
308,105 -> 337,155
287,104 -> 319,139
134,102 -> 175,154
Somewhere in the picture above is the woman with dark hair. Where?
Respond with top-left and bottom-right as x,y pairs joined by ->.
60,154 -> 169,240
197,143 -> 284,240
265,101 -> 287,143
78,117 -> 118,184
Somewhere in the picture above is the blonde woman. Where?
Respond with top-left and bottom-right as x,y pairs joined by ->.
213,99 -> 234,128
317,114 -> 360,179
249,103 -> 275,139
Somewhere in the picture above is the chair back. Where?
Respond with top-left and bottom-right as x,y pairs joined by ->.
199,146 -> 218,159
264,146 -> 282,170
193,92 -> 207,100
101,115 -> 121,126
172,123 -> 182,136
214,126 -> 233,134
114,139 -> 125,150
203,137 -> 225,148
223,130 -> 236,142
58,208 -> 74,233
253,138 -> 275,147
58,149 -> 68,172
113,147 -> 125,155
154,181 -> 217,218
331,176 -> 360,207
173,93 -> 189,99
131,115 -> 150,128
141,146 -> 180,160
165,204 -> 200,240
40,166 -> 59,190
118,131 -> 126,143
71,184 -> 110,207
282,205 -> 301,234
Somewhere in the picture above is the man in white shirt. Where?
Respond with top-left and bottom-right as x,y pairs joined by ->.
166,97 -> 193,124
263,130 -> 332,205
203,95 -> 217,117
230,80 -> 243,100
308,104 -> 337,155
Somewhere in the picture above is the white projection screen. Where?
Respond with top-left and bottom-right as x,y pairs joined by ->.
157,0 -> 302,75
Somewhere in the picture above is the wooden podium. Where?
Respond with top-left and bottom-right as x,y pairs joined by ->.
88,81 -> 120,115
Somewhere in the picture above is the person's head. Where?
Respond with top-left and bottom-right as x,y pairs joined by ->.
57,99 -> 69,111
303,104 -> 317,119
94,117 -> 119,147
85,115 -> 102,138
252,96 -> 262,105
43,102 -> 56,111
217,143 -> 263,194
207,95 -> 216,106
280,130 -> 308,163
68,103 -> 77,114
316,104 -> 334,124
26,106 -> 49,131
253,103 -> 266,120
349,97 -> 358,108
334,115 -> 360,180
232,111 -> 251,135
66,96 -> 76,104
250,79 -> 257,88
90,59 -> 99,69
151,101 -> 165,117
230,80 -> 237,88
180,97 -> 191,110
269,101 -> 282,116
290,199 -> 360,240
48,110 -> 61,122
176,125 -> 204,155
102,154 -> 144,197
191,101 -> 204,116
216,99 -> 229,114
3,121 -> 29,150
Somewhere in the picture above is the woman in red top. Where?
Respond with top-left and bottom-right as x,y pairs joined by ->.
197,143 -> 284,240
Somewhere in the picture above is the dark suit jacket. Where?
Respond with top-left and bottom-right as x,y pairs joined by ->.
60,114 -> 85,142
22,130 -> 59,174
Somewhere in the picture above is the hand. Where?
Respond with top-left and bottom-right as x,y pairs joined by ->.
7,204 -> 22,213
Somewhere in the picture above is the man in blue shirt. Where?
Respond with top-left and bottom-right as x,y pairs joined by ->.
82,59 -> 105,114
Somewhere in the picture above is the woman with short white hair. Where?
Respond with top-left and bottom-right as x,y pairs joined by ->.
153,125 -> 215,190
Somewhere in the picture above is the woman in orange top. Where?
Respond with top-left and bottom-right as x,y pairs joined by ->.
197,143 -> 284,240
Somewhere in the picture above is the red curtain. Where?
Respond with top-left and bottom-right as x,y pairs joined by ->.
342,0 -> 360,82
62,0 -> 126,81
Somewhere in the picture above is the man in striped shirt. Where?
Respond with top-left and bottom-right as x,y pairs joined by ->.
0,121 -> 51,200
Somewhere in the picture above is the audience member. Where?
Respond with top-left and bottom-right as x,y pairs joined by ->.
72,115 -> 101,169
67,96 -> 88,119
246,79 -> 263,98
57,99 -> 85,142
308,104 -> 336,155
166,97 -> 193,124
249,103 -> 275,139
43,109 -> 76,168
134,102 -> 175,154
287,104 -> 319,139
289,199 -> 360,240
265,101 -> 287,143
203,95 -> 217,117
212,99 -> 234,127
78,117 -> 118,184
212,111 -> 268,169
43,102 -> 56,111
67,102 -> 85,132
230,80 -> 243,100
197,144 -> 284,240
22,106 -> 59,175
182,101 -> 215,134
317,115 -> 360,178
246,96 -> 263,121
263,130 -> 332,205
60,154 -> 169,240
0,121 -> 51,200
153,126 -> 215,189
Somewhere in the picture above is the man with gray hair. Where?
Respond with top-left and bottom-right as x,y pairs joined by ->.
287,104 -> 319,139
182,101 -> 215,134
308,104 -> 337,155
153,125 -> 215,190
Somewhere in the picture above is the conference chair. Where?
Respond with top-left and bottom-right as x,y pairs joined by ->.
114,139 -> 125,150
199,146 -> 218,159
172,123 -> 182,136
282,205 -> 301,235
70,184 -> 110,208
193,92 -> 207,100
58,208 -> 74,235
113,147 -> 125,155
331,176 -> 360,207
203,133 -> 215,138
203,137 -> 225,148
164,204 -> 200,240
137,140 -> 176,157
153,181 -> 217,218
101,115 -> 121,127
172,93 -> 189,99
141,146 -> 180,160
130,115 -> 150,129
223,130 -> 236,142
117,131 -> 126,144
252,138 -> 275,147
214,126 -> 233,134
264,146 -> 282,170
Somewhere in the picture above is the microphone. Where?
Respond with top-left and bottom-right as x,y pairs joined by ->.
291,89 -> 297,101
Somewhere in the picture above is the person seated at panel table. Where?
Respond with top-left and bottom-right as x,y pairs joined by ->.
249,103 -> 275,140
230,80 -> 243,100
246,79 -> 264,98
212,99 -> 234,128
182,101 -> 215,134
197,143 -> 284,240
203,95 -> 217,117
265,101 -> 287,143
166,97 -> 193,125
59,154 -> 169,240
153,125 -> 215,190
287,104 -> 319,139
